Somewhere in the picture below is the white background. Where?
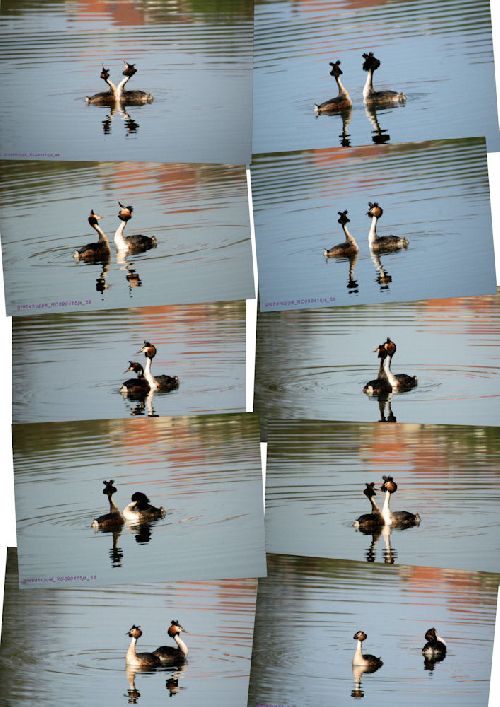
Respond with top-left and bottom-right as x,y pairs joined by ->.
1,4 -> 500,699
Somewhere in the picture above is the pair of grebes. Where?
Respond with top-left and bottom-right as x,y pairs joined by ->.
86,62 -> 153,107
364,337 -> 417,395
121,340 -> 179,398
91,480 -> 165,530
354,476 -> 420,532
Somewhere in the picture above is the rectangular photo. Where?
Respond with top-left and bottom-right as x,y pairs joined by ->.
13,301 -> 245,423
0,160 -> 254,316
12,413 -> 266,588
252,138 -> 496,312
265,419 -> 500,573
248,554 -> 499,707
256,290 -> 500,427
0,0 -> 253,165
254,0 -> 500,153
1,548 -> 257,707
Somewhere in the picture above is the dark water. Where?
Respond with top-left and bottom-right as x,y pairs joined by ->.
0,0 -> 252,165
253,0 -> 500,153
0,160 -> 254,315
265,420 -> 500,572
256,290 -> 500,427
1,548 -> 257,707
252,138 -> 495,311
248,554 -> 499,707
13,301 -> 245,422
12,414 -> 266,587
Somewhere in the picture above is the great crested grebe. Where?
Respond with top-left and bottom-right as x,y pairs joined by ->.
86,62 -> 153,106
352,631 -> 383,670
323,210 -> 359,257
363,345 -> 392,396
120,361 -> 151,398
314,60 -> 353,114
381,476 -> 421,527
362,52 -> 406,106
138,341 -> 180,392
122,491 -> 165,523
91,480 -> 124,529
73,210 -> 111,262
153,620 -> 189,664
126,626 -> 162,669
367,202 -> 409,252
382,337 -> 396,363
353,482 -> 384,531
114,203 -> 157,254
381,350 -> 417,392
421,628 -> 447,658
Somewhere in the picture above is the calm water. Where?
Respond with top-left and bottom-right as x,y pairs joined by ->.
248,554 -> 499,707
252,138 -> 495,311
0,0 -> 252,165
13,301 -> 245,422
12,414 -> 266,587
254,0 -> 500,153
0,160 -> 254,315
265,420 -> 500,572
1,549 -> 257,707
256,290 -> 500,427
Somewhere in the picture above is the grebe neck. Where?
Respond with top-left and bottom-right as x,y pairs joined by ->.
368,216 -> 378,246
382,355 -> 397,388
91,221 -> 110,244
143,357 -> 158,390
174,634 -> 189,658
381,489 -> 393,526
369,494 -> 382,515
114,221 -> 128,251
126,636 -> 139,663
115,74 -> 131,102
353,640 -> 364,665
363,70 -> 374,100
108,493 -> 120,514
335,76 -> 350,98
342,223 -> 357,246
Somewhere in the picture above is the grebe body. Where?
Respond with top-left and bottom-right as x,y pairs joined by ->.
114,204 -> 157,254
362,53 -> 406,106
353,482 -> 384,531
120,362 -> 151,398
315,61 -> 352,114
381,476 -> 421,527
139,342 -> 180,392
73,211 -> 111,263
324,210 -> 359,257
153,620 -> 189,664
91,480 -> 124,529
126,626 -> 162,669
382,355 -> 417,392
367,202 -> 409,252
122,492 -> 165,523
422,628 -> 447,658
352,631 -> 383,670
363,345 -> 392,396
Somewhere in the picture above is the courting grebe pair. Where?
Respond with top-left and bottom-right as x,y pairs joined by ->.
91,480 -> 165,529
121,341 -> 180,398
363,337 -> 417,395
352,627 -> 445,670
324,203 -> 408,257
86,62 -> 153,106
126,621 -> 188,670
315,52 -> 405,115
353,476 -> 420,531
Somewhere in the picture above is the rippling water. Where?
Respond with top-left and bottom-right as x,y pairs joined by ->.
248,554 -> 499,707
256,290 -> 500,427
254,0 -> 500,152
265,420 -> 500,572
1,548 -> 257,707
12,414 -> 265,587
13,301 -> 245,422
0,160 -> 253,315
252,138 -> 495,311
0,0 -> 252,164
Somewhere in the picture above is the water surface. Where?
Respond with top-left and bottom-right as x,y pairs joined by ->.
12,414 -> 266,587
256,290 -> 500,427
252,138 -> 495,311
0,0 -> 253,164
0,160 -> 253,315
13,301 -> 245,422
248,554 -> 499,707
1,548 -> 257,707
254,0 -> 500,153
265,420 -> 500,572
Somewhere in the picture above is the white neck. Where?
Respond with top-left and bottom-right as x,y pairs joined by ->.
91,222 -> 109,244
114,221 -> 128,251
108,494 -> 120,514
115,75 -> 131,101
383,356 -> 397,388
368,216 -> 378,246
143,357 -> 158,390
104,76 -> 118,95
342,223 -> 357,246
174,634 -> 189,657
353,640 -> 364,665
336,76 -> 349,98
381,489 -> 393,526
369,495 -> 381,515
363,71 -> 374,99
126,637 -> 138,664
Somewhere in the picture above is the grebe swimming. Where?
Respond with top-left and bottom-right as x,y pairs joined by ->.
153,620 -> 189,664
114,203 -> 157,254
380,476 -> 420,527
138,341 -> 180,392
126,626 -> 162,669
73,210 -> 111,262
314,60 -> 353,114
353,482 -> 384,531
122,491 -> 165,523
324,210 -> 359,257
363,345 -> 392,396
352,631 -> 383,670
86,63 -> 153,106
367,202 -> 409,252
120,361 -> 151,398
91,480 -> 124,530
362,52 -> 406,106
381,350 -> 417,392
421,627 -> 447,659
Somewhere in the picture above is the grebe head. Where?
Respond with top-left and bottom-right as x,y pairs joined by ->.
131,491 -> 151,509
100,67 -> 111,81
384,337 -> 396,356
103,479 -> 117,496
168,620 -> 186,638
329,60 -> 343,79
363,482 -> 377,501
125,361 -> 145,375
424,628 -> 438,642
338,209 -> 350,226
128,625 -> 143,639
353,631 -> 367,642
88,209 -> 103,227
362,52 -> 381,73
381,476 -> 398,494
138,341 -> 157,359
118,202 -> 134,221
367,202 -> 383,219
373,343 -> 388,360
123,61 -> 138,78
